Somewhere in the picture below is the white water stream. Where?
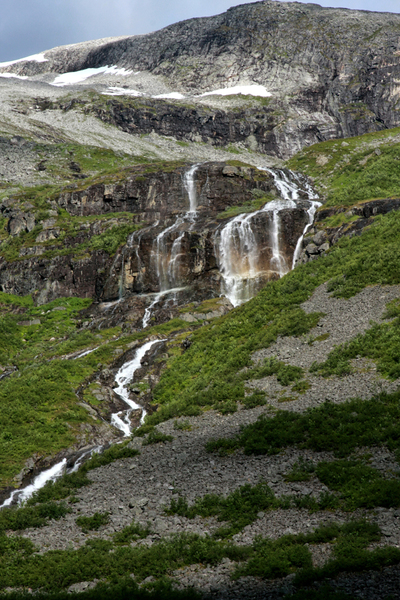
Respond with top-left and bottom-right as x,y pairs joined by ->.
111,339 -> 164,436
291,200 -> 322,268
0,446 -> 101,509
0,339 -> 164,508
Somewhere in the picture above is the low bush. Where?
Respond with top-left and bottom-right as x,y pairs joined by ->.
0,502 -> 70,531
206,390 -> 400,458
76,512 -> 110,533
142,431 -> 173,446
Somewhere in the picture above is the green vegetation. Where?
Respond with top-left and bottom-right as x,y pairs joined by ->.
76,512 -> 110,533
0,577 -> 203,600
285,458 -> 316,482
2,519 -> 397,593
287,126 -> 400,208
0,532 -> 249,591
310,314 -> 400,379
147,208 -> 400,426
113,520 -> 151,545
173,419 -> 192,431
206,390 -> 400,458
0,279 -> 193,487
166,483 -> 281,537
142,431 -> 174,445
216,191 -> 276,219
246,357 -> 305,386
0,502 -> 70,531
316,459 -> 400,510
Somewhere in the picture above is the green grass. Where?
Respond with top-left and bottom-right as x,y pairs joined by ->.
146,209 -> 400,426
287,126 -> 400,209
0,282 -> 193,487
216,192 -> 276,220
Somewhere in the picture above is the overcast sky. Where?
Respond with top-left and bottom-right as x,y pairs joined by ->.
1,0 -> 399,62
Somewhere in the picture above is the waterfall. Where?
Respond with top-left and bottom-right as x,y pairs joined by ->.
183,163 -> 200,213
153,218 -> 184,292
111,339 -> 164,435
216,198 -> 295,307
291,200 -> 322,268
118,255 -> 125,300
216,168 -> 319,307
144,164 -> 200,326
152,163 -> 200,291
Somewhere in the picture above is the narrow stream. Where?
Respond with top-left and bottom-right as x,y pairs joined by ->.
111,339 -> 164,436
0,340 -> 163,508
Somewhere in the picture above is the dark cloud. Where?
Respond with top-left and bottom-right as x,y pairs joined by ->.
1,0 -> 399,62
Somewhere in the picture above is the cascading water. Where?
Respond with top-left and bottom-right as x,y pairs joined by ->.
292,200 -> 322,268
216,198 -> 296,307
144,164 -> 200,327
0,341 -> 165,507
0,446 -> 101,509
111,339 -> 164,435
216,168 -> 319,307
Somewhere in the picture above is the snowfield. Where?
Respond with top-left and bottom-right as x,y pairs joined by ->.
51,65 -> 133,86
199,84 -> 272,97
0,53 -> 48,68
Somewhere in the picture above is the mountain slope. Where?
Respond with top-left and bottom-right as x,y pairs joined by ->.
2,2 -> 400,599
2,1 -> 400,158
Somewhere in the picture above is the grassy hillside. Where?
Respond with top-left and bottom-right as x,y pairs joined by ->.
2,129 -> 400,598
287,127 -> 400,208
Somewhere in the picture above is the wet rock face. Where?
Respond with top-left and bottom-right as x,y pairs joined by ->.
0,163 -> 310,307
57,163 -> 272,218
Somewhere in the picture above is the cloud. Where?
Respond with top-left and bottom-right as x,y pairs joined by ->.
0,0 -> 399,62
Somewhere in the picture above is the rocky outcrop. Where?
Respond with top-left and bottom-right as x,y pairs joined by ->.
297,197 -> 400,263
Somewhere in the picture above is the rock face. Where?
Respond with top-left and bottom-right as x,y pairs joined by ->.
0,163 -> 312,316
2,1 -> 400,158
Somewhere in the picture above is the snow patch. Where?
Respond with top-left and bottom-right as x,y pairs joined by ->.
0,53 -> 48,68
199,85 -> 271,98
51,65 -> 133,87
0,73 -> 28,80
153,92 -> 186,100
102,86 -> 143,97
